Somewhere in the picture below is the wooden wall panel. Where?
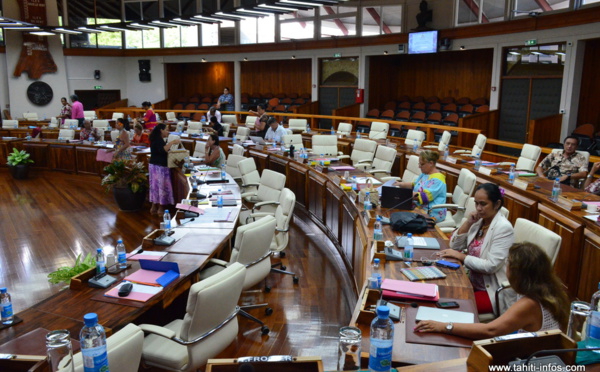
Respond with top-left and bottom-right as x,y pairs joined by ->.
166,62 -> 234,102
240,59 -> 311,96
369,49 -> 494,110
579,230 -> 600,301
577,38 -> 600,128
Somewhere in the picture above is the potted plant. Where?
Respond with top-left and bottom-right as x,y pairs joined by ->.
7,148 -> 34,179
101,160 -> 149,211
47,252 -> 96,286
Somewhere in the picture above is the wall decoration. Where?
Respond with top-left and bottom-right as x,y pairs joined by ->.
27,81 -> 54,106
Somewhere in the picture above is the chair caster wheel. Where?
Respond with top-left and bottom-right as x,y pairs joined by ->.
293,276 -> 299,284
265,285 -> 271,293
281,265 -> 287,270
280,251 -> 286,258
265,307 -> 273,316
261,326 -> 270,335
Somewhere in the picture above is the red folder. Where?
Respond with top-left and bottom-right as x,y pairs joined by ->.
381,279 -> 439,302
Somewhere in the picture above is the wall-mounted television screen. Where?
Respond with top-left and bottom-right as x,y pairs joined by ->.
408,30 -> 438,54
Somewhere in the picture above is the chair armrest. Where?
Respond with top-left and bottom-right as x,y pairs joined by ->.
380,176 -> 401,182
338,151 -> 345,156
337,154 -> 350,160
446,192 -> 452,198
207,258 -> 228,267
453,150 -> 469,154
240,191 -> 258,198
370,169 -> 390,175
355,163 -> 370,170
139,324 -> 176,339
276,227 -> 289,233
356,159 -> 372,164
423,145 -> 438,149
428,203 -> 464,211
253,201 -> 279,209
241,183 -> 259,189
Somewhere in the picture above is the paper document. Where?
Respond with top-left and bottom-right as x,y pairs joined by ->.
126,251 -> 168,261
377,179 -> 397,194
104,282 -> 162,302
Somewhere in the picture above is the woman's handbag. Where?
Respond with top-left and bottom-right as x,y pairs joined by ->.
359,178 -> 379,206
167,144 -> 190,168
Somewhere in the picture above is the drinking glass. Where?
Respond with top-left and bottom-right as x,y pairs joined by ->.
338,326 -> 362,371
567,301 -> 590,342
46,330 -> 75,372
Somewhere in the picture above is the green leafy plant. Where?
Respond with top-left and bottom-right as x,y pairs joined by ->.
47,252 -> 96,284
101,160 -> 149,193
7,148 -> 34,166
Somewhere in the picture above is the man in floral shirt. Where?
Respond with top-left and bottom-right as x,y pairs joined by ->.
536,136 -> 588,185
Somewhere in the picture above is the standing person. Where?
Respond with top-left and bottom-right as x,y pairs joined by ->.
415,242 -> 569,338
203,134 -> 225,168
248,104 -> 266,128
57,97 -> 71,125
216,87 -> 234,112
264,117 -> 287,144
394,150 -> 447,221
113,118 -> 132,160
536,136 -> 588,184
149,124 -> 180,215
438,183 -> 515,315
206,106 -> 222,123
141,101 -> 157,130
70,94 -> 84,127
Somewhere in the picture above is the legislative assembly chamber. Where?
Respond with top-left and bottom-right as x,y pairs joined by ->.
1,0 -> 600,370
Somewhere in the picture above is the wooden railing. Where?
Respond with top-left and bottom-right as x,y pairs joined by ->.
96,99 -> 128,119
459,110 -> 499,148
528,113 -> 563,147
332,103 -> 361,128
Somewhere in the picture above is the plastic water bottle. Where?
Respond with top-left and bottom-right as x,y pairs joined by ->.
80,313 -> 109,372
371,258 -> 382,289
551,178 -> 561,202
412,141 -> 418,153
364,192 -> 373,211
217,188 -> 223,208
474,153 -> 482,171
508,165 -> 515,185
306,123 -> 311,133
351,176 -> 358,191
201,116 -> 206,124
331,127 -> 335,135
443,145 -> 449,160
221,164 -> 227,181
163,209 -> 171,232
116,239 -> 126,270
368,306 -> 394,372
127,115 -> 131,121
232,133 -> 237,144
156,113 -> 161,121
404,233 -> 414,263
586,282 -> 600,352
357,131 -> 362,139
0,288 -> 14,325
374,216 -> 383,241
95,248 -> 105,276
89,132 -> 95,143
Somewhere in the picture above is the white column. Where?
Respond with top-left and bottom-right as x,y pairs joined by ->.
560,39 -> 586,139
234,60 -> 241,111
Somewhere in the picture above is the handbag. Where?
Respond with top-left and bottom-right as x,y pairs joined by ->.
390,212 -> 434,233
167,144 -> 190,168
359,178 -> 379,207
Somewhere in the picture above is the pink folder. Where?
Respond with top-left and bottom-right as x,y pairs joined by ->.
124,270 -> 164,286
104,286 -> 155,302
381,279 -> 439,301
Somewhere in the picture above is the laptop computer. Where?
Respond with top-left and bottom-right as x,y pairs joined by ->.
249,136 -> 266,145
415,307 -> 474,323
380,186 -> 414,210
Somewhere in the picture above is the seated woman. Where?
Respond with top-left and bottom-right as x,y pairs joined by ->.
204,134 -> 225,168
113,118 -> 132,160
80,120 -> 101,142
250,115 -> 269,139
131,122 -> 150,146
584,161 -> 600,194
394,150 -> 447,221
206,116 -> 224,137
415,242 -> 570,338
140,101 -> 157,130
438,183 -> 515,315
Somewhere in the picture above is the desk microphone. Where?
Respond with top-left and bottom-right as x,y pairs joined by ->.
177,217 -> 195,227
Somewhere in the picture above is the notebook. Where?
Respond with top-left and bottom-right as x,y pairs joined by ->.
381,278 -> 439,301
396,236 -> 440,250
415,306 -> 475,324
400,266 -> 446,281
380,186 -> 414,210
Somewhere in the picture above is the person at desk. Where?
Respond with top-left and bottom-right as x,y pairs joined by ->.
216,87 -> 234,112
140,101 -> 158,130
57,97 -> 71,125
206,116 -> 224,137
536,136 -> 588,184
149,124 -> 181,215
207,106 -> 222,123
131,122 -> 150,146
414,242 -> 569,338
393,150 -> 447,221
264,117 -> 287,144
440,183 -> 515,315
203,133 -> 225,168
251,115 -> 269,139
113,118 -> 132,160
70,94 -> 84,127
248,104 -> 266,127
80,120 -> 102,142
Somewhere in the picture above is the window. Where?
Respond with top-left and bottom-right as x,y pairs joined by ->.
280,9 -> 315,41
240,15 -> 275,44
125,30 -> 142,49
0,30 -> 4,46
581,0 -> 600,4
321,17 -> 356,38
202,23 -> 219,46
513,0 -> 569,16
504,44 -> 566,76
361,5 -> 401,36
143,28 -> 160,48
164,25 -> 198,48
457,0 -> 505,25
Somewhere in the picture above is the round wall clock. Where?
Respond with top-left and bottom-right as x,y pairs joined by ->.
27,81 -> 53,106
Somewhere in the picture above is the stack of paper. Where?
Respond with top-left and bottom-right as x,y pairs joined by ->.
126,251 -> 168,261
381,278 -> 439,301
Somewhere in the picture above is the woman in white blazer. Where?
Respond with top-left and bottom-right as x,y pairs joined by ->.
439,183 -> 515,315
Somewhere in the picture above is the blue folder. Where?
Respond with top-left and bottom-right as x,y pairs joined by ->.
139,259 -> 180,287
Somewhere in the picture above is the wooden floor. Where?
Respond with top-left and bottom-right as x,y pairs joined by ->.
0,168 -> 356,371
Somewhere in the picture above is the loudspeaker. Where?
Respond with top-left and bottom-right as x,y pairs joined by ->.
439,38 -> 452,51
139,72 -> 151,82
94,70 -> 101,80
138,60 -> 151,82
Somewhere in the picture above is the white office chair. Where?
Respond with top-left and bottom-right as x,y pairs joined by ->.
337,122 -> 353,136
454,133 -> 486,157
239,158 -> 287,215
282,134 -> 305,150
221,115 -> 237,125
141,263 -> 247,372
63,119 -> 79,128
341,138 -> 377,166
58,129 -> 75,140
111,130 -> 120,143
187,121 -> 202,135
2,120 -> 19,129
245,115 -> 256,129
288,119 -> 307,133
430,168 -> 477,233
93,120 -> 110,131
383,154 -> 421,184
63,324 -> 144,372
49,117 -> 59,128
498,144 -> 542,172
285,128 -> 293,136
232,144 -> 246,156
226,154 -> 245,181
309,135 -> 343,156
166,112 -> 177,121
404,129 -> 425,147
112,112 -> 125,120
369,121 -> 389,140
236,126 -> 251,142
83,110 -> 96,120
192,140 -> 205,160
23,112 -> 38,120
424,131 -> 451,152
221,123 -> 230,137
359,145 -> 398,180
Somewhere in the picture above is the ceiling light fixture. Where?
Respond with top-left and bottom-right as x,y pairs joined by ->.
193,15 -> 222,22
280,0 -> 324,7
128,23 -> 155,30
215,12 -> 248,19
151,20 -> 177,27
172,18 -> 206,25
77,27 -> 103,33
508,51 -> 521,55
4,26 -> 40,30
99,25 -> 128,32
258,4 -> 300,11
31,31 -> 55,36
237,8 -> 272,16
53,28 -> 82,34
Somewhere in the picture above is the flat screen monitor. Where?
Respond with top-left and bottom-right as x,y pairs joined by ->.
408,30 -> 438,54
